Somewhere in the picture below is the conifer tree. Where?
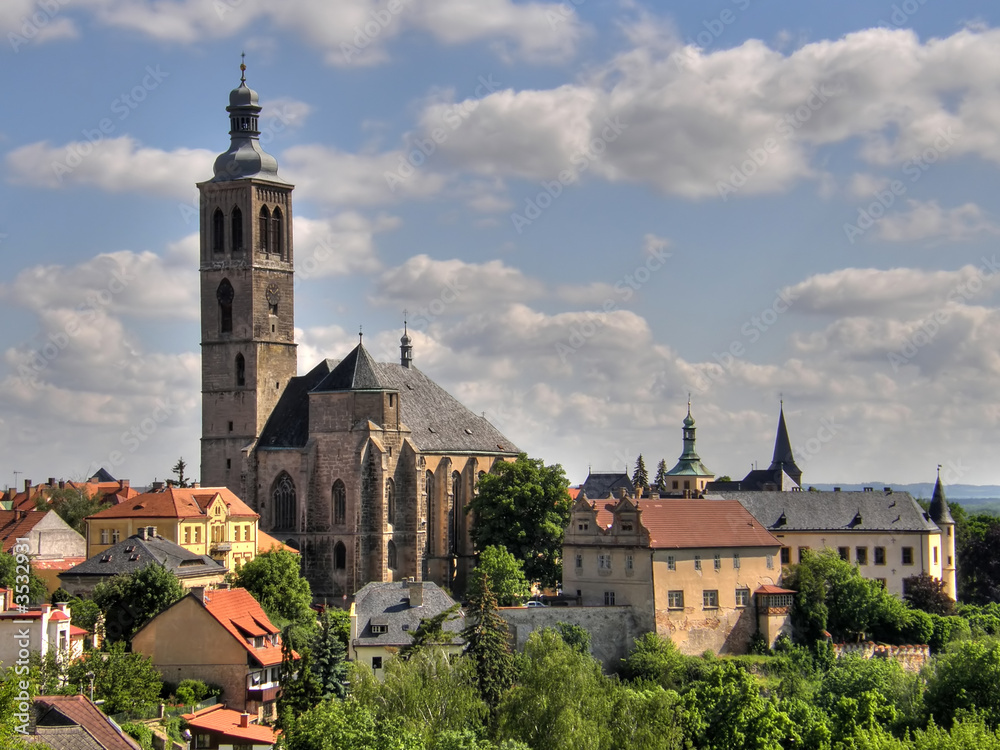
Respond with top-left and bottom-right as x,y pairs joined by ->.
277,628 -> 322,729
632,454 -> 649,494
311,609 -> 349,699
655,459 -> 669,493
463,569 -> 516,712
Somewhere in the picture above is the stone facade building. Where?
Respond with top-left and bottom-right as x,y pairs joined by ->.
198,68 -> 518,599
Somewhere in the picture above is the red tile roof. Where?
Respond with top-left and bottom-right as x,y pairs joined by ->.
35,694 -> 142,750
0,510 -> 48,552
755,585 -> 797,595
87,487 -> 258,521
69,625 -> 88,637
200,588 -> 289,667
182,704 -> 279,744
32,557 -> 87,570
257,529 -> 299,554
595,499 -> 781,549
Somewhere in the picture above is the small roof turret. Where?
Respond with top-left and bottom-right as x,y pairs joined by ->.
929,466 -> 955,526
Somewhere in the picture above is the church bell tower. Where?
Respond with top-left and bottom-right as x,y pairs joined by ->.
199,59 -> 297,497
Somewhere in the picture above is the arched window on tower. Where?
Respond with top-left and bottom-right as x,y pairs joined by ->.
258,206 -> 270,253
387,540 -> 397,570
272,472 -> 296,531
212,209 -> 224,253
334,541 -> 346,570
217,279 -> 234,334
450,471 -> 462,555
386,478 -> 395,526
272,207 -> 283,259
235,353 -> 245,387
231,206 -> 243,254
333,480 -> 346,526
425,471 -> 435,555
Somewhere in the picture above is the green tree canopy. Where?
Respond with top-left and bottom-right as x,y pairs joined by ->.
0,550 -> 47,606
399,604 -> 461,662
467,546 -> 530,607
904,572 -> 955,615
230,549 -> 314,629
35,486 -> 109,535
311,608 -> 350,699
632,455 -> 649,494
66,642 -> 162,714
467,454 -> 572,587
654,460 -> 669,493
925,639 -> 1000,729
282,696 -> 424,750
92,563 -> 184,643
171,458 -> 191,488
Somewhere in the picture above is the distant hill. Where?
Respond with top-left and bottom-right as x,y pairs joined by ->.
808,483 -> 1000,512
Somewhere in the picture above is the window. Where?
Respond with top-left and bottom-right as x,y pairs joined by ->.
184,527 -> 190,544
228,420 -> 234,432
733,553 -> 741,569
425,470 -> 435,554
766,553 -> 774,570
333,480 -> 346,525
598,553 -> 611,570
684,480 -> 691,490
621,522 -> 633,531
933,546 -> 938,564
111,529 -> 120,543
735,588 -> 750,607
370,624 -> 387,634
231,206 -> 243,253
780,547 -> 790,565
575,554 -> 583,569
235,353 -> 245,387
838,546 -> 849,561
196,734 -> 212,749
672,481 -> 678,490
372,656 -> 383,670
667,555 -> 676,571
798,547 -> 809,562
604,591 -> 616,606
194,527 -> 201,543
386,478 -> 395,525
874,546 -> 886,565
703,590 -> 719,609
272,472 -> 296,531
259,206 -> 270,252
334,541 -> 346,570
902,547 -> 914,565
694,555 -> 702,571
272,207 -> 283,257
217,279 -> 234,333
577,521 -> 589,531
387,540 -> 397,569
211,209 -> 224,253
875,578 -> 887,589
625,554 -> 634,571
100,529 -> 109,545
714,554 -> 721,571
856,547 -> 868,565
226,458 -> 231,469
667,590 -> 684,609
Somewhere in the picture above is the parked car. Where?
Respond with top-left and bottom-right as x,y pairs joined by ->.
525,600 -> 548,608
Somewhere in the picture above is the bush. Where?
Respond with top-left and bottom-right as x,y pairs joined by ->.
929,614 -> 972,653
121,722 -> 153,750
176,679 -> 209,706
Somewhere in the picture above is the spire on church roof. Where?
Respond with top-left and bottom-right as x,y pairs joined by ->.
313,340 -> 390,392
665,400 -> 713,477
400,318 -> 413,369
929,465 -> 955,526
767,403 -> 802,485
211,56 -> 287,184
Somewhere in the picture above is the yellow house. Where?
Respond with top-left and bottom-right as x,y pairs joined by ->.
85,486 -> 273,571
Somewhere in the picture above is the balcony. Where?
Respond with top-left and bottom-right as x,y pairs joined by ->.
211,542 -> 233,553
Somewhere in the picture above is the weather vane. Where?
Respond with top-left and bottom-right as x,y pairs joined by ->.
240,51 -> 246,84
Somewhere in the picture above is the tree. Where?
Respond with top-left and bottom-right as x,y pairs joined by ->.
904,573 -> 955,615
283,696 -> 424,750
312,608 -> 349,699
0,550 -> 48,605
171,458 -> 191,488
956,512 -> 1000,604
620,632 -> 687,691
230,549 -> 314,628
467,546 -> 530,607
399,604 -> 461,661
92,563 -> 184,643
555,622 -> 591,655
278,631 -> 322,728
654,460 -> 669,493
632,455 -> 649,494
463,569 -> 516,712
925,639 -> 1000,729
468,454 -> 572,587
66,642 -> 162,714
35,486 -> 109,535
0,669 -> 41,750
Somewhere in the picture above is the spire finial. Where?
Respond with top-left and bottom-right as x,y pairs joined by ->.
240,51 -> 246,84
403,308 -> 409,333
687,392 -> 692,415
937,463 -> 942,478
359,324 -> 363,344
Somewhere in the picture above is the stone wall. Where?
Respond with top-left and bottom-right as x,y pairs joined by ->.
831,642 -> 931,672
499,605 -> 643,671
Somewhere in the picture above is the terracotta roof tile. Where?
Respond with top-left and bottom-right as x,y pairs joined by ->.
87,487 -> 258,521
182,705 -> 279,744
34,694 -> 142,750
0,510 -> 48,552
257,529 -> 299,554
755,585 -> 796,595
200,588 -> 290,667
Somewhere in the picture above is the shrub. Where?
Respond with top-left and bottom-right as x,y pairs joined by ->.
121,722 -> 153,750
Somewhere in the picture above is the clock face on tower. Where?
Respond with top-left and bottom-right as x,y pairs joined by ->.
266,284 -> 280,306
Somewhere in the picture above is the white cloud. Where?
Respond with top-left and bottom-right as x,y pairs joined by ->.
293,213 -> 395,279
877,200 -> 999,243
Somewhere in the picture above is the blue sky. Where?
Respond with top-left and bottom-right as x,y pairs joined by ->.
3,0 -> 1000,489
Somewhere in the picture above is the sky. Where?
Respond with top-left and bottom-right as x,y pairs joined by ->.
3,0 -> 1000,490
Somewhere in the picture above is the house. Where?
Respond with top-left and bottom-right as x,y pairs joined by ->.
349,580 -> 464,674
5,472 -> 138,512
26,694 -> 142,749
58,527 -> 228,598
0,601 -> 83,667
85,486 -> 286,572
131,586 -> 294,719
709,475 -> 956,600
563,493 -> 785,654
0,509 -> 87,593
182,704 -> 279,750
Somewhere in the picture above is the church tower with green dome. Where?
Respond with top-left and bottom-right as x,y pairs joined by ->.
664,399 -> 715,496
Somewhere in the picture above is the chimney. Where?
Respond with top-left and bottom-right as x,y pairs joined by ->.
192,482 -> 200,489
58,480 -> 65,489
24,479 -> 31,492
138,528 -> 146,540
407,580 -> 423,607
14,509 -> 24,522
191,587 -> 206,604
152,481 -> 164,491
239,713 -> 251,728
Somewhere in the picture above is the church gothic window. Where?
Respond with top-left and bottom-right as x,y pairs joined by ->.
449,471 -> 462,555
258,206 -> 270,252
386,478 -> 395,526
231,206 -> 243,254
333,480 -> 346,525
272,207 -> 283,258
212,209 -> 224,253
334,541 -> 346,570
387,540 -> 397,570
425,471 -> 435,555
217,279 -> 234,334
235,353 -> 245,386
272,472 -> 296,531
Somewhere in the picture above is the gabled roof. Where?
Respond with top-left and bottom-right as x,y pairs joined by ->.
707,490 -> 940,533
0,510 -> 48,552
313,342 -> 387,391
34,694 -> 142,750
257,529 -> 299,554
61,534 -> 226,580
182,705 -> 279,745
86,487 -> 257,520
200,588 -> 287,667
580,472 -> 634,499
592,498 -> 780,549
353,581 -> 463,648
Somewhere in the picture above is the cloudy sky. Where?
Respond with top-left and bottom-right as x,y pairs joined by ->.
3,0 -> 1000,490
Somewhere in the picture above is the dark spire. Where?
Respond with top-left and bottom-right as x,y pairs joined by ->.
400,318 -> 413,369
767,403 -> 802,487
929,465 -> 955,525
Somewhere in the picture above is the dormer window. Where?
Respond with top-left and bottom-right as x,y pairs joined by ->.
578,522 -> 589,531
621,522 -> 633,531
371,624 -> 388,634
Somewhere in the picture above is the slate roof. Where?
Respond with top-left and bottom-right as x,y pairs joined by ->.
61,534 -> 226,580
86,487 -> 257,520
353,581 -> 464,648
258,344 -> 519,455
580,472 -> 634,499
592,498 -> 780,549
182,705 -> 279,745
768,406 -> 802,479
33,694 -> 142,750
929,476 -> 955,526
706,490 -> 940,533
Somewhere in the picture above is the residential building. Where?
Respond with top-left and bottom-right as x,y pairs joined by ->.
5,470 -> 138,512
0,508 -> 87,592
563,494 -> 784,654
27,694 -> 142,750
662,402 -> 715,496
182,704 -> 279,749
0,601 -> 83,666
59,528 -> 227,598
349,580 -> 464,674
132,586 -> 294,718
196,69 -> 519,599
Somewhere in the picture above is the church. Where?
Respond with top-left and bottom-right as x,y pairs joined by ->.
197,66 -> 519,599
